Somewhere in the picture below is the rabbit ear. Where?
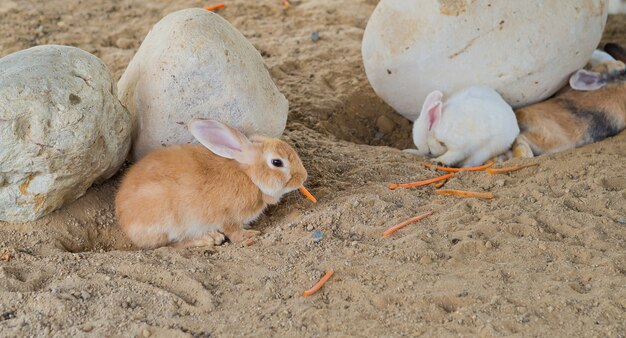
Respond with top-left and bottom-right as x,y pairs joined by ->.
188,118 -> 252,161
427,102 -> 443,131
420,91 -> 444,130
570,69 -> 606,91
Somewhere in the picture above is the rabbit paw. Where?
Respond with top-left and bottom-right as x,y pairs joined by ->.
432,151 -> 466,167
172,231 -> 226,248
226,229 -> 262,243
512,137 -> 534,158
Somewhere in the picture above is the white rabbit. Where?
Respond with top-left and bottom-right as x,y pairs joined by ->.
410,86 -> 519,167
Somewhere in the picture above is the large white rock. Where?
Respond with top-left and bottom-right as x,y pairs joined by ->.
362,0 -> 608,121
0,45 -> 132,222
118,8 -> 288,161
608,0 -> 626,13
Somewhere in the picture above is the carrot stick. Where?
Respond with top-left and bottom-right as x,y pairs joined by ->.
204,3 -> 225,11
423,161 -> 494,173
486,163 -> 539,174
303,269 -> 334,297
299,186 -> 317,203
434,180 -> 447,189
383,211 -> 434,237
388,173 -> 454,190
435,189 -> 494,199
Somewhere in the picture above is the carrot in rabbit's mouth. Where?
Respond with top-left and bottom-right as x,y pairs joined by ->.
299,186 -> 317,203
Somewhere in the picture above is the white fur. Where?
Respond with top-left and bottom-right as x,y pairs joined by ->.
589,50 -> 615,68
411,86 -> 520,167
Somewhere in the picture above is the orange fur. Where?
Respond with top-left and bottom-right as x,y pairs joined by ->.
515,61 -> 626,156
115,139 -> 307,249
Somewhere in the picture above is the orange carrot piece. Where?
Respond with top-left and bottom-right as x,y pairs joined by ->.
383,211 -> 434,237
434,179 -> 448,189
303,269 -> 334,297
299,186 -> 317,203
435,189 -> 494,199
204,3 -> 225,11
423,161 -> 494,173
486,163 -> 539,174
388,173 -> 454,190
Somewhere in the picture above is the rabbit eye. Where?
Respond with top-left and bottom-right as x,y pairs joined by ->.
271,159 -> 283,167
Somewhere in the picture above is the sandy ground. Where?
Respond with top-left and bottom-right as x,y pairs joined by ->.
1,0 -> 626,336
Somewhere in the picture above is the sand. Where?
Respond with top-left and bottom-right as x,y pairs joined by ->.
1,0 -> 625,336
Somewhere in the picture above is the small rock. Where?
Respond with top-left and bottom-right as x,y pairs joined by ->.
616,217 -> 626,225
311,230 -> 323,243
601,177 -> 626,191
81,324 -> 94,332
142,328 -> 152,337
375,115 -> 396,134
495,179 -> 505,187
419,255 -> 432,265
0,249 -> 13,262
311,31 -> 320,42
306,224 -> 314,231
80,290 -> 91,301
0,311 -> 15,321
115,37 -> 135,49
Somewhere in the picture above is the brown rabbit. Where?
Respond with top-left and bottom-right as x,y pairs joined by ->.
512,43 -> 626,158
115,119 -> 308,249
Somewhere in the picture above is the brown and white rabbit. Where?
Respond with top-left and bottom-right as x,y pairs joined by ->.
115,118 -> 308,249
512,43 -> 626,158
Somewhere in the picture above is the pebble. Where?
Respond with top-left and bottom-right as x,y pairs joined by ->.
419,255 -> 432,265
311,31 -> 320,42
495,179 -> 505,187
375,115 -> 396,134
616,217 -> 626,225
80,291 -> 91,301
312,230 -> 324,243
142,328 -> 152,337
115,37 -> 135,49
306,224 -> 314,231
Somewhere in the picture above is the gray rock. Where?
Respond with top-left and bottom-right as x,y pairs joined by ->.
117,9 -> 288,161
0,45 -> 132,222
